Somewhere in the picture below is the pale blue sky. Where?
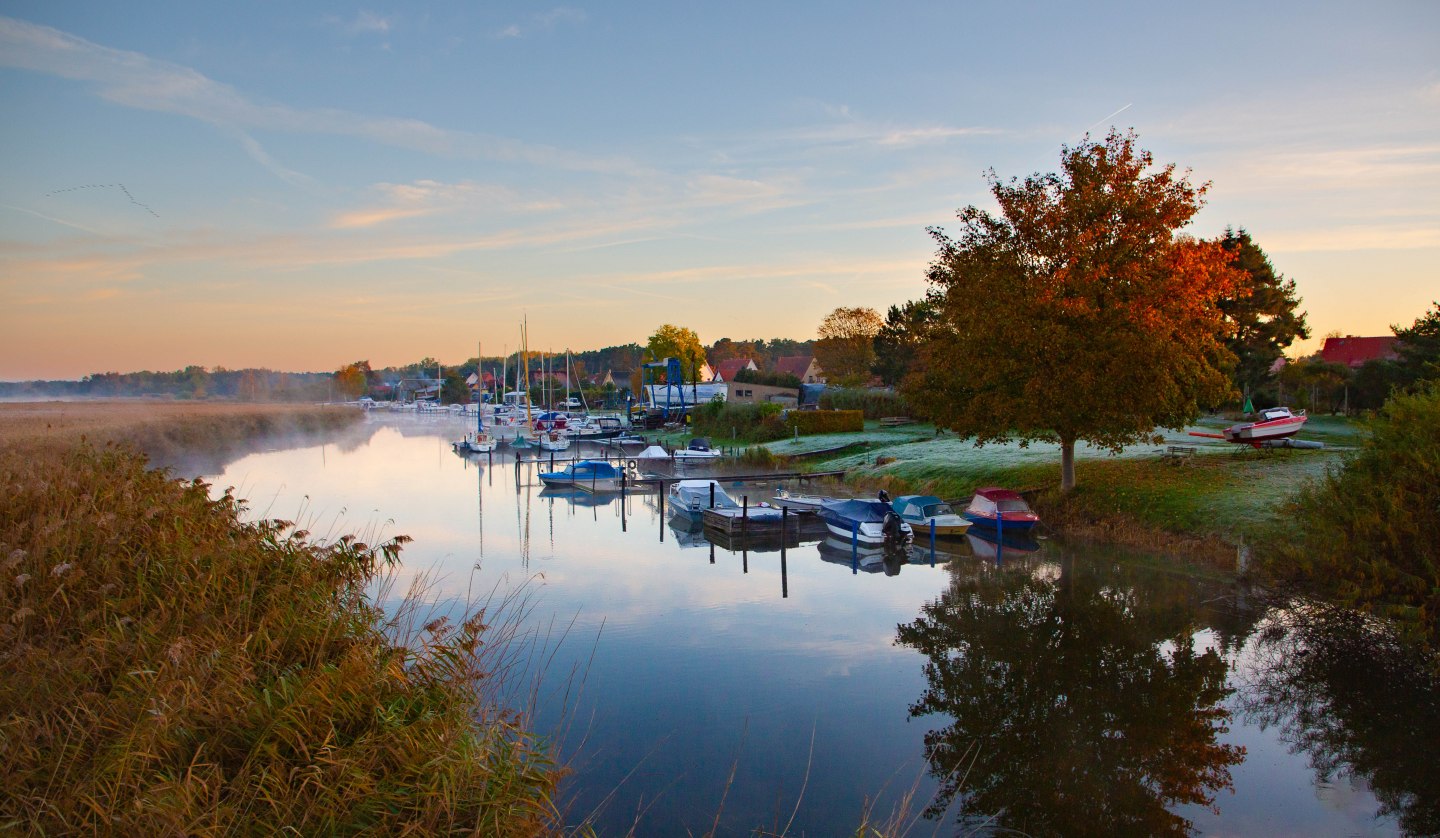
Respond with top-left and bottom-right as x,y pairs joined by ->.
2,2 -> 1437,378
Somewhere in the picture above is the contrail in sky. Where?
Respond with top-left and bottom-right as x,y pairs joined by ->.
1079,103 -> 1133,139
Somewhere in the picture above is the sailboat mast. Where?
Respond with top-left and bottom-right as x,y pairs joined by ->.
522,318 -> 533,428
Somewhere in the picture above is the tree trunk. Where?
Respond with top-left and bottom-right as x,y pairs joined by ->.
1060,435 -> 1076,492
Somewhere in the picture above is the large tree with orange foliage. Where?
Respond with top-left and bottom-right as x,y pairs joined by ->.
906,130 -> 1241,491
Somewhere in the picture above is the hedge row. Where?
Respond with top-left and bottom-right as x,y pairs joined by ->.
819,388 -> 912,419
787,409 -> 864,434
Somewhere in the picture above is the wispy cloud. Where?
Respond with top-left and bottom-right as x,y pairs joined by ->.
330,180 -> 545,229
494,6 -> 587,39
0,15 -> 643,177
346,11 -> 393,35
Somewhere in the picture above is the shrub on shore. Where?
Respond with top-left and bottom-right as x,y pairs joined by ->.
1259,383 -> 1440,648
818,388 -> 911,419
0,443 -> 562,834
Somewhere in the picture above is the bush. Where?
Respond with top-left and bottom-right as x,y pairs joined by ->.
691,400 -> 789,442
0,444 -> 562,834
1261,382 -> 1440,648
787,409 -> 864,434
819,388 -> 911,419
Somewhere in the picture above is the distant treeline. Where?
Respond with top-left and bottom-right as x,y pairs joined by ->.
0,367 -> 333,401
1,337 -> 821,402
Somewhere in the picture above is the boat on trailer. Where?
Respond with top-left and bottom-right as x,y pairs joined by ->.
1189,406 -> 1309,447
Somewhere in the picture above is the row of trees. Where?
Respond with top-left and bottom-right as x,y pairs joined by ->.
0,367 -> 334,401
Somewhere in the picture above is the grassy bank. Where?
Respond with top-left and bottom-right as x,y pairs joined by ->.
0,405 -> 565,834
764,416 -> 1359,565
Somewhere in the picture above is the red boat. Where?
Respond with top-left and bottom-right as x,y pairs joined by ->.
1191,407 -> 1307,447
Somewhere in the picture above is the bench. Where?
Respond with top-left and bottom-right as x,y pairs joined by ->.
1161,445 -> 1197,463
880,416 -> 916,427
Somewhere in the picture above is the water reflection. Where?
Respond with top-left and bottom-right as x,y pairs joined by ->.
896,547 -> 1246,836
1237,606 -> 1440,835
191,417 -> 1425,835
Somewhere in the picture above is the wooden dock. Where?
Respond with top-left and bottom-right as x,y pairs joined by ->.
632,469 -> 846,488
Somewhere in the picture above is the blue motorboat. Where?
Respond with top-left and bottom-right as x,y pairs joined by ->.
537,459 -> 627,492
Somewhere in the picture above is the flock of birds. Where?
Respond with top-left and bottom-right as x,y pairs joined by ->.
45,183 -> 159,218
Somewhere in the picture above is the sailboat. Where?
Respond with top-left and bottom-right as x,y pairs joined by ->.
508,319 -> 542,449
454,341 -> 498,454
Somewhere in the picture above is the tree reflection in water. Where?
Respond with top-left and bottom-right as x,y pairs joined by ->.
895,549 -> 1245,836
1237,605 -> 1440,835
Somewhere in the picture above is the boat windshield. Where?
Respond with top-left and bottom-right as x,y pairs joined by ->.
923,502 -> 954,517
996,499 -> 1031,513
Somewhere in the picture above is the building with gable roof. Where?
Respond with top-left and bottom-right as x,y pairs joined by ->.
712,357 -> 759,382
773,355 -> 825,384
1319,335 -> 1401,368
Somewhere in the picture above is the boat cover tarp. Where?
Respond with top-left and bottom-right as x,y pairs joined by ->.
820,499 -> 892,524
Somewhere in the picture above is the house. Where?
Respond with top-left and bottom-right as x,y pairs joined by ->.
774,355 -> 826,384
588,370 -> 616,389
1319,336 -> 1401,369
726,381 -> 798,408
711,358 -> 759,382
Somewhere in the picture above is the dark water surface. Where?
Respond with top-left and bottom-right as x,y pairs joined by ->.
199,416 -> 1437,836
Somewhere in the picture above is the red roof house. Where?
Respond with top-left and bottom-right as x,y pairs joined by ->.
1319,336 -> 1400,368
712,358 -> 759,382
774,355 -> 825,384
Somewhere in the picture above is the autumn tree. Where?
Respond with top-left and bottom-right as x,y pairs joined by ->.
908,130 -> 1240,491
1218,228 -> 1309,400
814,306 -> 884,387
872,299 -> 937,387
333,360 -> 373,400
644,324 -> 706,383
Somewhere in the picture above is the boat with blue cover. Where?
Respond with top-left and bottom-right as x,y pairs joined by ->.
537,459 -> 626,492
817,495 -> 913,545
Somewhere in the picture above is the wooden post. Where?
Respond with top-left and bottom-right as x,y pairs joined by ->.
930,520 -> 937,567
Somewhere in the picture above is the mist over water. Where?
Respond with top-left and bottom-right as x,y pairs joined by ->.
194,413 -> 1429,836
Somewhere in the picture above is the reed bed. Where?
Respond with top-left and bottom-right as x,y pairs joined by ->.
0,440 -> 564,834
0,400 -> 360,465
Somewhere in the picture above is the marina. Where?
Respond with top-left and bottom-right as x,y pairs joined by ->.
191,413 -> 1426,836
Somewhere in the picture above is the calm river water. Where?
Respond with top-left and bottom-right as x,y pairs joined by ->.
188,414 -> 1437,837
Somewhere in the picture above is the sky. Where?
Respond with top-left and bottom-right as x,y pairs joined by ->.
1,1 -> 1437,380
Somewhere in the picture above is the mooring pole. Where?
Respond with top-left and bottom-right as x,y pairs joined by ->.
930,520 -> 937,567
709,482 -> 715,510
852,521 -> 859,574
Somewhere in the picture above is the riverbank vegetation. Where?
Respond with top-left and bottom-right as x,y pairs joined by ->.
0,405 -> 565,833
1257,383 -> 1440,647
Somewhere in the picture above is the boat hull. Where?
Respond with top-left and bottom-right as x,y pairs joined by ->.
1223,415 -> 1307,443
962,512 -> 1038,532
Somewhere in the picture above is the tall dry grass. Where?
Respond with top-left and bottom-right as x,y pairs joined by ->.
0,441 -> 564,834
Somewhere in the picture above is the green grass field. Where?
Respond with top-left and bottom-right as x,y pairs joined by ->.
763,415 -> 1360,558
